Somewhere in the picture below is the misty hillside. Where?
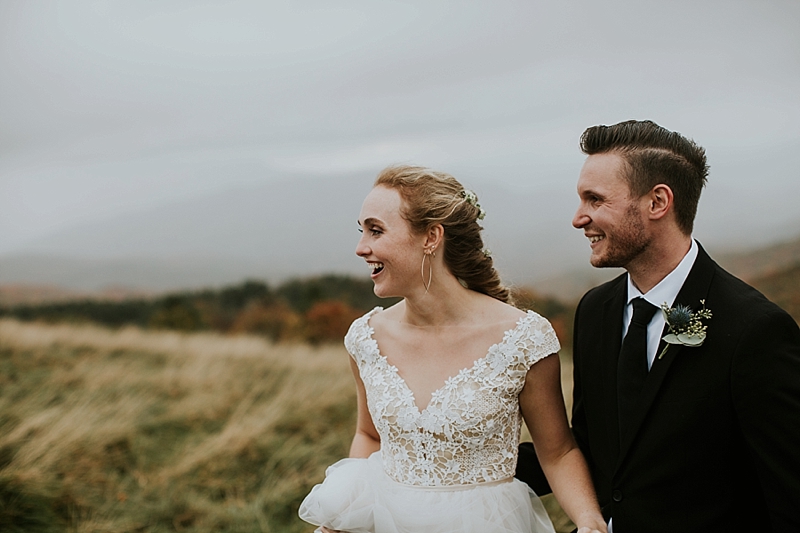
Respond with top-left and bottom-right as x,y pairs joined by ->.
717,235 -> 800,282
0,174 -> 587,291
2,170 -> 800,295
536,236 -> 800,302
749,263 -> 800,323
717,235 -> 800,323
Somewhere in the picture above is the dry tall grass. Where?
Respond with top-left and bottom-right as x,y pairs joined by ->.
0,319 -> 573,533
0,319 -> 356,532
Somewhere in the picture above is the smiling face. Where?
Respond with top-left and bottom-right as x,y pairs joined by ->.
572,152 -> 650,269
355,185 -> 424,298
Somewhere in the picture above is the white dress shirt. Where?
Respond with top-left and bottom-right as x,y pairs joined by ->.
609,239 -> 698,533
623,239 -> 698,370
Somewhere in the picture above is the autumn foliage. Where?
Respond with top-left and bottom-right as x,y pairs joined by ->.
0,276 -> 590,348
511,286 -> 574,347
0,276 -> 399,345
229,301 -> 302,341
304,300 -> 363,344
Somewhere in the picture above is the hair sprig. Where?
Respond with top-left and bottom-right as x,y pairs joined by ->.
460,189 -> 486,220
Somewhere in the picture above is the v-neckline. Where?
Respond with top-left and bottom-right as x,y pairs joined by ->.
364,308 -> 533,414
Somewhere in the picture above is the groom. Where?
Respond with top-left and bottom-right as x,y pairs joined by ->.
518,120 -> 800,532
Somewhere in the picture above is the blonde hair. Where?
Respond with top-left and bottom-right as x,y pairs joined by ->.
374,165 -> 511,303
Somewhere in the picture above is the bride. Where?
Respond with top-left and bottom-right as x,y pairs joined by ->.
299,166 -> 606,533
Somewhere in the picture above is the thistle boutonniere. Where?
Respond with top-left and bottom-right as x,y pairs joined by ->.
658,299 -> 712,359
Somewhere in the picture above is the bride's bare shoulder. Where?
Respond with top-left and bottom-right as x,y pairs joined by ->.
367,301 -> 404,332
474,293 -> 527,325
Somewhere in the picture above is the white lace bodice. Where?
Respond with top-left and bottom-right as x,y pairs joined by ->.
344,307 -> 560,487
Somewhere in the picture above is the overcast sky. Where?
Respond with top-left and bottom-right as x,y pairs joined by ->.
2,0 -> 799,256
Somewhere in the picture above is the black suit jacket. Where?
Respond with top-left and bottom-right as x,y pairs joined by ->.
561,243 -> 800,532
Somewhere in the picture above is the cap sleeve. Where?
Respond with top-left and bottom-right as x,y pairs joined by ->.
343,307 -> 383,367
519,311 -> 561,368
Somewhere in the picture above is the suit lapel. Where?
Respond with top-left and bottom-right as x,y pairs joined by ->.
601,279 -> 627,463
615,244 -> 717,469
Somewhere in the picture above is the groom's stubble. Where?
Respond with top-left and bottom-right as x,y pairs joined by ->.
589,200 -> 650,270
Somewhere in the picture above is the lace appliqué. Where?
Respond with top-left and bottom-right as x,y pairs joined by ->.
344,308 -> 560,487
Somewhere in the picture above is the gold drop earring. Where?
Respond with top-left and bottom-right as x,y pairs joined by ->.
421,247 -> 436,293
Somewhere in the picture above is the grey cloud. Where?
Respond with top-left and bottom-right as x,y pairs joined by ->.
1,0 -> 799,270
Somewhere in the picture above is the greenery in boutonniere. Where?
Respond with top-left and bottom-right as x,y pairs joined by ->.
658,299 -> 712,359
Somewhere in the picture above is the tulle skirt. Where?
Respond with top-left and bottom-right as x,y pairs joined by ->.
298,452 -> 556,533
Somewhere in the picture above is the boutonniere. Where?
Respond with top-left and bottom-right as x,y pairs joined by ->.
658,299 -> 712,359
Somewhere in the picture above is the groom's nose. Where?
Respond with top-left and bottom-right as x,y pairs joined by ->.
572,206 -> 590,229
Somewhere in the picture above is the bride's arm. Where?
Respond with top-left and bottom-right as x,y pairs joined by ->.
320,363 -> 378,533
520,353 -> 607,533
348,357 -> 381,458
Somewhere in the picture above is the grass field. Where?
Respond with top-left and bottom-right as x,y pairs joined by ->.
0,319 -> 574,533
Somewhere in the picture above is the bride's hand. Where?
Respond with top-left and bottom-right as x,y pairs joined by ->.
320,527 -> 343,533
576,526 -> 608,533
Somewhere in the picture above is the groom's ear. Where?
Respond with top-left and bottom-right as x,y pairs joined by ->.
647,184 -> 674,221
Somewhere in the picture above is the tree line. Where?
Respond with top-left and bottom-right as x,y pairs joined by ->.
0,275 -> 574,346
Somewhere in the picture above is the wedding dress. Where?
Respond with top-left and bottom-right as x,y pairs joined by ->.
299,307 -> 559,533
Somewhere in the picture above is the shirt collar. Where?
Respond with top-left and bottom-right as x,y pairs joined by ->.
627,239 -> 698,308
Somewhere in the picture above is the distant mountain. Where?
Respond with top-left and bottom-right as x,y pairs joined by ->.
2,172 -> 799,296
531,236 -> 800,302
0,254 -> 274,293
0,282 -> 152,307
525,264 -> 621,301
716,236 -> 800,282
0,284 -> 87,306
0,174 -> 589,291
5,175 -> 372,277
715,235 -> 800,323
0,175 -> 369,290
748,263 -> 800,324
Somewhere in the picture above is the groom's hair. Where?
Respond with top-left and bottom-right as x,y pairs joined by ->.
580,120 -> 709,235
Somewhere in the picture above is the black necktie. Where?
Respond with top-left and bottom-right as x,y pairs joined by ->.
618,297 -> 658,438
